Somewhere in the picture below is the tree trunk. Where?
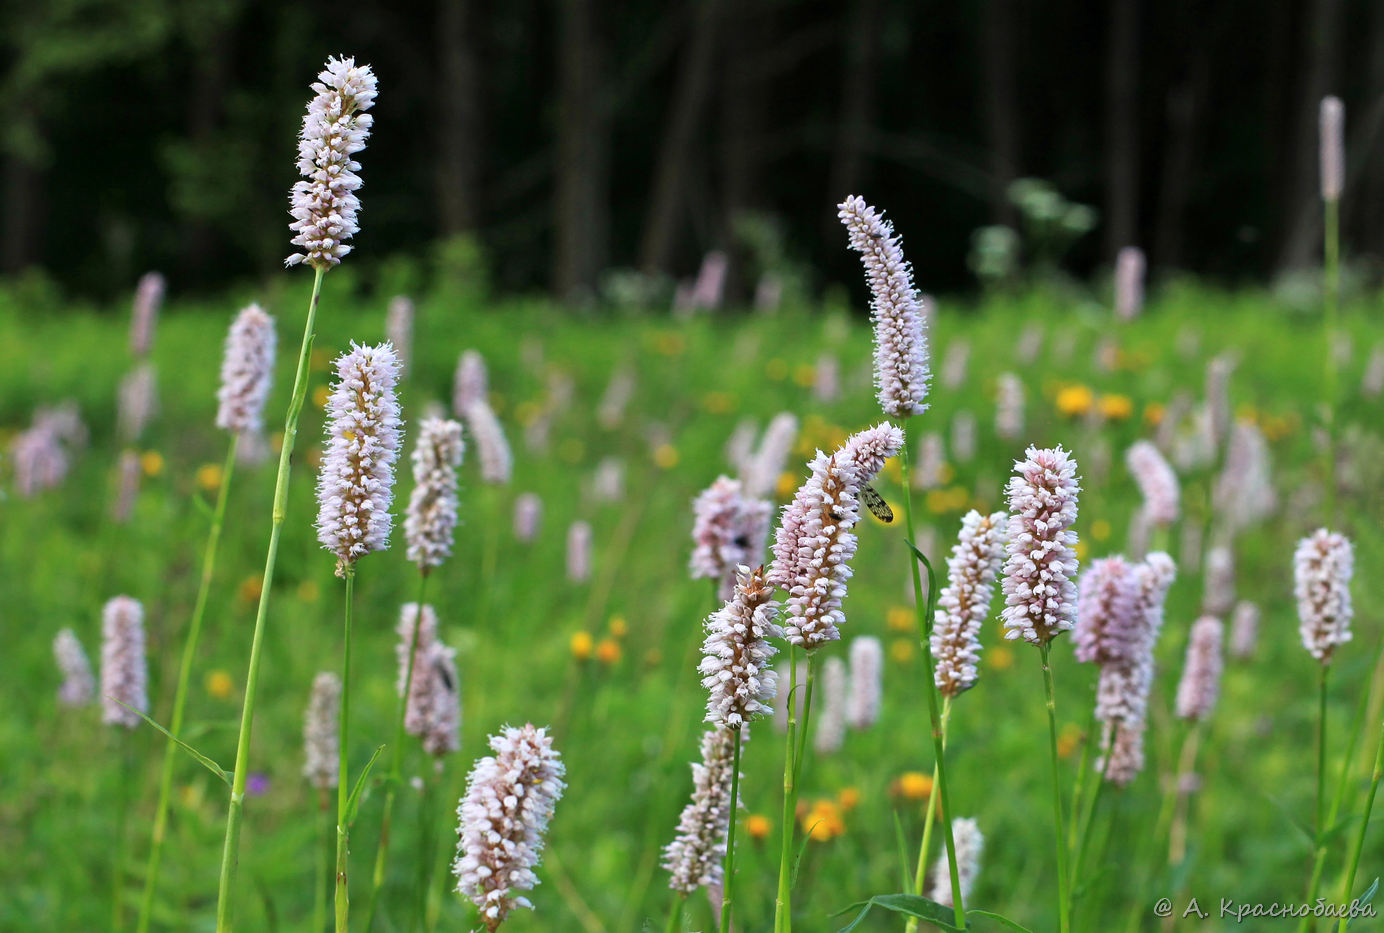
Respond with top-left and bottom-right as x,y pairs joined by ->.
0,148 -> 43,274
719,3 -> 771,302
1103,0 -> 1140,257
982,0 -> 1019,226
554,0 -> 611,300
1152,32 -> 1211,272
1276,0 -> 1344,271
827,0 -> 882,207
640,0 -> 723,276
437,0 -> 483,237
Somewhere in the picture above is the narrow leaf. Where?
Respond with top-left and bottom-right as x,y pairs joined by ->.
116,699 -> 231,786
1263,793 -> 1315,852
967,908 -> 1036,933
834,894 -> 963,932
1347,877 -> 1379,928
345,745 -> 386,825
893,811 -> 914,893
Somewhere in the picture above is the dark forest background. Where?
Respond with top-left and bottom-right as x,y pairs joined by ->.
3,0 -> 1383,303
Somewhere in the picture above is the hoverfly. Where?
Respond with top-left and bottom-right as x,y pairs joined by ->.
861,482 -> 894,523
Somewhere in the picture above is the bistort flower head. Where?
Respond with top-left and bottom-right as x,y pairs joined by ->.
1074,556 -> 1140,666
664,728 -> 741,894
404,418 -> 464,570
452,349 -> 488,415
1321,95 -> 1344,201
1175,616 -> 1224,722
216,304 -> 277,435
453,724 -> 566,929
995,373 -> 1025,440
699,565 -> 781,727
303,672 -> 341,790
130,271 -> 165,357
931,510 -> 1008,698
1126,440 -> 1179,526
315,341 -> 403,575
513,492 -> 542,542
464,400 -> 512,485
740,412 -> 799,500
54,627 -> 95,707
1295,528 -> 1354,664
287,56 -> 377,269
689,476 -> 773,600
100,596 -> 147,728
814,657 -> 849,755
847,636 -> 883,730
838,195 -> 931,417
929,817 -> 984,908
1000,446 -> 1082,645
770,423 -> 904,649
397,603 -> 462,757
1114,247 -> 1145,321
387,296 -> 414,374
1230,600 -> 1259,660
118,363 -> 158,443
567,520 -> 592,583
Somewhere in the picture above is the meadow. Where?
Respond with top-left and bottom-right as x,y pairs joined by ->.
3,261 -> 1383,932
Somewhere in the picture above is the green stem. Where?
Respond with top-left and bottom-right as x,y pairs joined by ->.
720,728 -> 742,933
112,738 -> 134,933
315,792 -> 331,933
215,265 -> 325,933
137,433 -> 239,933
665,893 -> 685,933
336,568 -> 357,933
1323,195 -> 1340,523
905,701 -> 950,933
1300,665 -> 1333,933
899,425 -> 965,930
793,660 -> 816,788
363,571 -> 431,932
1040,644 -> 1072,933
1336,719 -> 1384,932
773,645 -> 800,933
1067,701 -> 1099,862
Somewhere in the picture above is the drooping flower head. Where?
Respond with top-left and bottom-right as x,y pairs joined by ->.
130,271 -> 165,357
1125,440 -> 1179,526
315,342 -> 403,575
1114,247 -> 1145,321
1294,528 -> 1354,664
838,195 -> 931,417
699,565 -> 781,727
770,423 -> 904,649
464,401 -> 512,485
814,657 -> 849,755
1321,96 -> 1344,201
1000,446 -> 1082,645
100,596 -> 147,728
664,727 -> 741,894
404,418 -> 464,571
1175,616 -> 1224,721
216,303 -> 277,435
929,817 -> 984,908
54,628 -> 96,707
931,510 -> 1008,698
303,672 -> 341,790
453,724 -> 565,929
847,635 -> 883,729
386,296 -> 414,374
287,56 -> 377,269
689,476 -> 773,600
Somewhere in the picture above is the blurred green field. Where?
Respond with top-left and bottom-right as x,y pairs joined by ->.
2,278 -> 1383,933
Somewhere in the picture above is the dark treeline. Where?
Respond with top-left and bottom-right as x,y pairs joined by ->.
3,0 -> 1383,302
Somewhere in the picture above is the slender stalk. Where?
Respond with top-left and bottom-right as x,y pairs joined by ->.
1040,645 -> 1072,933
137,434 -> 239,933
905,700 -> 951,933
363,572 -> 431,931
1300,666 -> 1334,933
1066,701 -> 1099,860
720,729 -> 742,933
665,893 -> 686,933
1322,195 -> 1340,522
1166,724 -> 1203,866
1071,727 -> 1114,899
315,791 -> 331,933
112,739 -> 134,933
1336,719 -> 1384,932
216,266 -> 326,933
899,426 -> 965,929
773,645 -> 800,933
792,661 -> 816,787
336,569 -> 357,933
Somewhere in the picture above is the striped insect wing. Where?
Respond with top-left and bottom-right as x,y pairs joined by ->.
435,656 -> 455,692
861,483 -> 894,523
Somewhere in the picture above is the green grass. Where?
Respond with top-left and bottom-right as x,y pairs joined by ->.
2,278 -> 1382,932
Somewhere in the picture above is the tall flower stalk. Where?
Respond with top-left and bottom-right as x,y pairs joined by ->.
215,56 -> 375,933
316,342 -> 403,933
1319,95 -> 1343,522
138,304 -> 274,933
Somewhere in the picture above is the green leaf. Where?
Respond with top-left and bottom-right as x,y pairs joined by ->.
791,819 -> 817,887
116,699 -> 231,787
906,542 -> 942,635
191,492 -> 215,521
893,811 -> 913,893
833,894 -> 963,933
345,745 -> 386,825
1347,877 -> 1379,928
1263,793 -> 1315,852
967,909 -> 1036,933
1316,814 -> 1358,848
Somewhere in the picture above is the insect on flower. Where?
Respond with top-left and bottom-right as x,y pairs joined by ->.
861,482 -> 894,523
